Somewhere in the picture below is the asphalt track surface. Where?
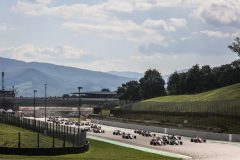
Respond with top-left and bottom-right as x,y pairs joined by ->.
34,118 -> 240,160
87,123 -> 240,160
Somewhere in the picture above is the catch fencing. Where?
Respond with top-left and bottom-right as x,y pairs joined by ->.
114,100 -> 240,134
0,112 -> 88,155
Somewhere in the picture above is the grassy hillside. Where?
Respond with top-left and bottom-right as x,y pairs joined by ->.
0,123 -> 178,160
130,83 -> 240,112
117,84 -> 240,133
145,83 -> 240,103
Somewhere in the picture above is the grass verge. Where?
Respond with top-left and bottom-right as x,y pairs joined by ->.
0,123 -> 179,160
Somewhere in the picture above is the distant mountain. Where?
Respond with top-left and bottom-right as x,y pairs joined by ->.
107,71 -> 143,79
0,57 -> 132,97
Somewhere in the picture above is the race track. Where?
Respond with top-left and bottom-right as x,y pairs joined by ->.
33,117 -> 240,160
88,122 -> 240,160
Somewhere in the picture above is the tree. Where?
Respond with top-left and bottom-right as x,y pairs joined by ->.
125,81 -> 142,101
101,88 -> 110,92
117,83 -> 128,103
62,94 -> 70,99
184,64 -> 202,94
139,69 -> 166,99
117,81 -> 142,103
228,37 -> 240,57
167,71 -> 181,95
200,65 -> 215,91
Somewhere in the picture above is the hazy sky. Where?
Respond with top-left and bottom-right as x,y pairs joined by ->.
0,0 -> 239,74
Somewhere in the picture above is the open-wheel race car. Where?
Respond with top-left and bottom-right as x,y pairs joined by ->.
150,137 -> 166,146
82,127 -> 91,132
91,124 -> 101,129
113,130 -> 123,135
122,133 -> 136,139
191,137 -> 206,143
142,131 -> 153,137
93,128 -> 105,133
134,130 -> 144,135
163,135 -> 183,145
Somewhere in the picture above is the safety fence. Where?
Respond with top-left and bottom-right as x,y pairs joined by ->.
0,112 -> 89,155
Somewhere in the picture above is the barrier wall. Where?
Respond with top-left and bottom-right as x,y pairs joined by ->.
92,119 -> 240,142
0,142 -> 89,155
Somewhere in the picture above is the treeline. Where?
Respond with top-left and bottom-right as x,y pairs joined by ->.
117,69 -> 166,102
117,37 -> 240,102
167,60 -> 240,95
117,60 -> 240,103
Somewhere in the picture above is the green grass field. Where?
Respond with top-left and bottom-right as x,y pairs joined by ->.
115,83 -> 240,133
0,123 -> 72,148
145,83 -> 240,103
0,123 -> 179,160
131,83 -> 240,113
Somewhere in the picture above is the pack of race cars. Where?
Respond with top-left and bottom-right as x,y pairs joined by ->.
47,118 -> 207,146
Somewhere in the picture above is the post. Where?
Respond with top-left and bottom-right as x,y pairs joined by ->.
53,133 -> 55,148
78,87 -> 82,126
33,90 -> 37,130
18,132 -> 21,148
77,127 -> 80,146
73,127 -> 75,147
44,84 -> 47,131
37,133 -> 40,148
63,125 -> 66,148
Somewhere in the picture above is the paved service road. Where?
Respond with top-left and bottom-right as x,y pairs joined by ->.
88,123 -> 240,160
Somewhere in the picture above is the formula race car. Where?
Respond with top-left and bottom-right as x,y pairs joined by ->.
113,130 -> 123,135
168,135 -> 182,140
163,135 -> 183,145
134,130 -> 144,135
82,127 -> 91,132
91,124 -> 101,129
93,128 -> 105,133
142,131 -> 153,137
191,137 -> 206,143
122,133 -> 136,139
150,137 -> 166,146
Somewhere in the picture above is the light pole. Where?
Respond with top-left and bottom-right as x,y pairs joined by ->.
44,84 -> 47,130
33,90 -> 37,129
78,87 -> 82,125
33,90 -> 37,119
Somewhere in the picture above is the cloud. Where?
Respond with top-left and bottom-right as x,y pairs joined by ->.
13,0 -> 110,20
13,0 -> 182,18
199,30 -> 231,38
101,0 -> 181,13
142,18 -> 187,32
0,23 -> 15,32
193,0 -> 240,27
0,45 -> 85,62
139,35 -> 230,56
62,20 -> 165,44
